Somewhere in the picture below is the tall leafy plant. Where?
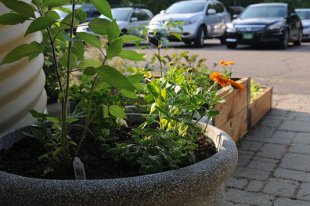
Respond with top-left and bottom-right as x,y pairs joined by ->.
0,0 -> 145,165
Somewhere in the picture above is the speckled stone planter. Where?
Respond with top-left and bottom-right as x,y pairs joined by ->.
0,124 -> 238,206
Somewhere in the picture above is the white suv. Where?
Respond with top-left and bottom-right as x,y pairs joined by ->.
148,0 -> 231,47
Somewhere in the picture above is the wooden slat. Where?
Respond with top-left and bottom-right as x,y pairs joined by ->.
250,87 -> 272,128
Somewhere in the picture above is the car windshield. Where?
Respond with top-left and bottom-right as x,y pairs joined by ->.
166,2 -> 205,14
240,5 -> 287,19
112,9 -> 132,21
296,10 -> 310,20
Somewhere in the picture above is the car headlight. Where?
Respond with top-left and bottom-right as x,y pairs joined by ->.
267,21 -> 285,30
226,23 -> 236,32
182,18 -> 198,25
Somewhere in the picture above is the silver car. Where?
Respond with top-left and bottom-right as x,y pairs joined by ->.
148,0 -> 231,47
77,7 -> 153,36
295,8 -> 310,41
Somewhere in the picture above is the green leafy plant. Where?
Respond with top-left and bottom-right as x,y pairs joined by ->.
250,80 -> 263,101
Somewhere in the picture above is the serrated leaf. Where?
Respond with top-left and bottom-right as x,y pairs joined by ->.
109,105 -> 126,119
90,0 -> 112,19
0,12 -> 28,25
107,38 -> 123,59
88,17 -> 110,35
120,35 -> 143,43
1,0 -> 35,18
78,59 -> 101,68
117,50 -> 145,61
97,66 -> 135,91
1,42 -> 42,65
120,89 -> 138,99
25,16 -> 57,36
78,32 -> 101,48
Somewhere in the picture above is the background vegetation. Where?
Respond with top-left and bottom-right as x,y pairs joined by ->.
77,0 -> 310,14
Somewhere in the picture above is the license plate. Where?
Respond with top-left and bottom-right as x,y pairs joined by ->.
242,33 -> 254,40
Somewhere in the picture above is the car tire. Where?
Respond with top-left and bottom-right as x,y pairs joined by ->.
219,36 -> 226,44
184,40 -> 192,45
194,26 -> 206,48
293,30 -> 302,46
280,29 -> 289,49
226,42 -> 237,49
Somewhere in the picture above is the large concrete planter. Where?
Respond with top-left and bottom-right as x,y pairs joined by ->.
0,124 -> 238,206
0,0 -> 47,133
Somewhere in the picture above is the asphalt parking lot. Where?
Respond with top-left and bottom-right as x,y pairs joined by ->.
137,40 -> 310,94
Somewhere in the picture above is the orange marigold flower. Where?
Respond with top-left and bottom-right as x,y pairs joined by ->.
229,79 -> 245,91
229,61 -> 235,65
210,72 -> 230,87
219,60 -> 226,66
223,62 -> 230,66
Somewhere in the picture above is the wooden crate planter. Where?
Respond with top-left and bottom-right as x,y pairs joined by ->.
249,87 -> 273,128
212,77 -> 250,142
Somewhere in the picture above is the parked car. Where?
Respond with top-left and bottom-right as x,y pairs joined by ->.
54,4 -> 100,21
225,3 -> 303,49
148,0 -> 231,47
295,8 -> 310,41
77,6 -> 153,36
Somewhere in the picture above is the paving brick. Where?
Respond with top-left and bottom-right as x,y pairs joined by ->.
281,153 -> 310,172
225,189 -> 274,206
287,111 -> 310,119
260,118 -> 283,128
269,108 -> 288,117
279,120 -> 310,132
246,180 -> 265,192
263,178 -> 298,198
273,198 -> 310,206
293,133 -> 310,145
274,168 -> 310,182
234,167 -> 270,180
247,158 -> 277,172
237,150 -> 254,167
256,143 -> 286,159
239,140 -> 263,152
297,183 -> 310,201
289,144 -> 310,154
250,126 -> 276,138
225,177 -> 248,189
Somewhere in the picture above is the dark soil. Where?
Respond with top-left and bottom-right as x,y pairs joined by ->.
0,125 -> 217,180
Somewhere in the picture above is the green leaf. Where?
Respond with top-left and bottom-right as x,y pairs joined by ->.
1,0 -> 35,18
120,35 -> 143,43
46,116 -> 60,123
78,59 -> 101,68
102,105 -> 109,118
117,50 -> 145,61
59,53 -> 77,69
127,74 -> 144,84
78,32 -> 101,48
1,42 -> 42,65
83,67 -> 97,76
90,0 -> 112,19
109,105 -> 126,119
107,38 -> 123,59
0,12 -> 28,25
97,66 -> 135,91
88,18 -> 110,35
25,16 -> 57,36
107,20 -> 120,42
72,41 -> 85,60
120,89 -> 138,99
75,9 -> 87,23
42,0 -> 70,8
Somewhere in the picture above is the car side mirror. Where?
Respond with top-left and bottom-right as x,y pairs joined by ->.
130,17 -> 138,22
160,10 -> 166,14
207,9 -> 216,15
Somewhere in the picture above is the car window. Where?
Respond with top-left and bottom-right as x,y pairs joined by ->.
214,2 -> 224,13
240,5 -> 287,19
296,10 -> 310,20
112,9 -> 132,21
133,10 -> 151,21
166,2 -> 205,14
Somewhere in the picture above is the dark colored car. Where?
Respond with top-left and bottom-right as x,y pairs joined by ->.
225,3 -> 303,49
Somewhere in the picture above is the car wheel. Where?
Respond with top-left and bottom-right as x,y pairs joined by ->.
183,40 -> 192,45
293,30 -> 302,46
226,42 -> 237,49
219,36 -> 226,44
194,26 -> 206,48
280,29 -> 289,49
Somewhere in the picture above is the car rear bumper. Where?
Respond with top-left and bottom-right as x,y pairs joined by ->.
148,24 -> 198,41
226,30 -> 284,45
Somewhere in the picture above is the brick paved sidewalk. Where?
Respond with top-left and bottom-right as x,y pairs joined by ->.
225,94 -> 310,206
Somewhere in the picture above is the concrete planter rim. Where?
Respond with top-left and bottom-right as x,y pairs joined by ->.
0,123 -> 238,206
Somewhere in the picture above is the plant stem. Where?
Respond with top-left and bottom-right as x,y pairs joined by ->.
62,0 -> 76,164
157,46 -> 163,77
